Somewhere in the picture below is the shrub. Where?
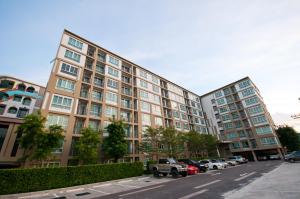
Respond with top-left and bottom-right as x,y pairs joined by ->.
0,162 -> 143,195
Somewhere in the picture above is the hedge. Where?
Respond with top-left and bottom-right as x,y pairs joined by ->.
0,162 -> 143,195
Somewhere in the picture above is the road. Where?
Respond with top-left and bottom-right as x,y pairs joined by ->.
95,161 -> 281,199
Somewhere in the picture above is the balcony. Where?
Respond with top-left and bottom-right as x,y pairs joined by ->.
82,76 -> 91,84
77,105 -> 87,115
97,51 -> 106,62
121,100 -> 131,109
122,76 -> 131,84
80,90 -> 89,98
94,77 -> 104,87
96,62 -> 105,74
122,65 -> 131,74
87,46 -> 96,57
122,88 -> 132,96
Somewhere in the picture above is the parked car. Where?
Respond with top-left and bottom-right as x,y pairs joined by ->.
225,158 -> 238,166
178,159 -> 208,172
284,151 -> 300,163
178,162 -> 199,175
152,158 -> 188,177
228,156 -> 248,164
199,159 -> 224,170
218,159 -> 231,167
269,154 -> 281,160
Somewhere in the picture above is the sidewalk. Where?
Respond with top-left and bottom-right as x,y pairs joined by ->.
224,162 -> 300,199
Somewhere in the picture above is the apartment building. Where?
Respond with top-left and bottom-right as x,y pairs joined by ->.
0,76 -> 45,168
201,77 -> 283,161
41,30 -> 207,166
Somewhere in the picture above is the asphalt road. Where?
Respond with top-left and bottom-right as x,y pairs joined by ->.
94,161 -> 282,199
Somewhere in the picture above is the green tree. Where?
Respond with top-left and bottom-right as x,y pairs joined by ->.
276,126 -> 300,151
103,119 -> 127,162
202,134 -> 218,157
139,126 -> 163,160
76,127 -> 101,165
16,112 -> 64,166
161,127 -> 185,158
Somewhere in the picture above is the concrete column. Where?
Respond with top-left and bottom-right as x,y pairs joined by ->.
251,150 -> 258,162
277,148 -> 284,160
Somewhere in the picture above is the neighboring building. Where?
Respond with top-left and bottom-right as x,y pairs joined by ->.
40,30 -> 208,166
0,76 -> 45,168
201,77 -> 283,161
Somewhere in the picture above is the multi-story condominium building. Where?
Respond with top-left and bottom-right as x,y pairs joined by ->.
41,30 -> 208,166
0,76 -> 45,168
201,77 -> 282,161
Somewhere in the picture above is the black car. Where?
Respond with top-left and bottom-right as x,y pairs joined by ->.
178,159 -> 207,172
284,151 -> 300,162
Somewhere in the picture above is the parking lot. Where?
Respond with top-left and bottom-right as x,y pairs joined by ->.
2,160 -> 291,199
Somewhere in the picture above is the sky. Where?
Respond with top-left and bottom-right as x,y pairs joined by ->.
0,0 -> 300,131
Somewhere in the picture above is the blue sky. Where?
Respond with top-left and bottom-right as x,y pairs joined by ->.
1,0 -> 300,130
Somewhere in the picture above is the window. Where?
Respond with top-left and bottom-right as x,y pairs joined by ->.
46,114 -> 69,129
68,37 -> 83,49
90,103 -> 101,117
0,125 -> 9,152
13,95 -> 22,102
183,123 -> 189,130
140,70 -> 147,78
0,80 -> 14,89
89,120 -> 100,131
226,132 -> 238,139
108,56 -> 120,66
180,104 -> 186,112
223,88 -> 231,95
223,122 -> 233,130
140,80 -> 148,88
248,105 -> 263,115
152,104 -> 161,115
256,126 -> 273,135
154,117 -> 163,126
0,105 -> 6,115
8,107 -> 17,114
200,119 -> 205,125
238,130 -> 247,137
139,90 -> 149,100
238,80 -> 251,89
173,111 -> 180,118
64,50 -> 81,62
108,67 -> 119,77
152,85 -> 159,93
219,106 -> 228,113
251,115 -> 267,125
241,87 -> 255,97
244,96 -> 259,106
92,90 -> 102,101
231,142 -> 240,149
221,114 -> 230,121
107,79 -> 119,89
61,63 -> 78,76
153,95 -> 160,104
22,98 -> 31,106
140,101 -> 150,113
105,91 -> 118,104
17,108 -> 29,118
181,113 -> 187,121
216,98 -> 226,105
260,137 -> 277,145
94,77 -> 103,87
105,106 -> 117,118
56,79 -> 75,92
214,90 -> 223,98
17,84 -> 26,91
142,113 -> 151,125
194,117 -> 200,124
26,87 -> 35,93
175,121 -> 181,129
152,76 -> 159,84
51,95 -> 72,110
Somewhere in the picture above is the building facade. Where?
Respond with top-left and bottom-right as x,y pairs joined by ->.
201,77 -> 283,161
0,76 -> 45,168
40,30 -> 208,166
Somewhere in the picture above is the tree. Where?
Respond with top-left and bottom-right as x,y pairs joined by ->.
16,112 -> 64,166
76,127 -> 101,165
161,127 -> 185,158
276,126 -> 300,152
202,134 -> 218,157
102,119 -> 127,162
139,126 -> 163,160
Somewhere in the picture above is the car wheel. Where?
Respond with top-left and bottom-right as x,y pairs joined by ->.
181,172 -> 188,177
171,169 -> 179,178
162,173 -> 168,177
289,159 -> 295,163
213,165 -> 218,170
153,169 -> 160,177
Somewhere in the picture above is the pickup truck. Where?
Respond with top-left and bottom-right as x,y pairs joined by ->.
152,158 -> 188,178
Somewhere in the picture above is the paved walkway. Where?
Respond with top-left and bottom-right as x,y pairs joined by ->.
224,162 -> 300,199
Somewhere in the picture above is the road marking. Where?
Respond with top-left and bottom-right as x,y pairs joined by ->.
116,184 -> 140,188
211,172 -> 221,176
234,172 -> 256,181
18,193 -> 49,199
178,189 -> 208,199
240,172 -> 248,176
137,177 -> 150,181
194,180 -> 221,189
118,180 -> 133,183
88,188 -> 110,195
93,183 -> 112,188
66,188 -> 84,193
119,185 -> 164,197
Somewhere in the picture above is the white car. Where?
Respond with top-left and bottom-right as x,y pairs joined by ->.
199,160 -> 224,170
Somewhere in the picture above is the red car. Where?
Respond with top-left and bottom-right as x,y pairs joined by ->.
179,162 -> 199,175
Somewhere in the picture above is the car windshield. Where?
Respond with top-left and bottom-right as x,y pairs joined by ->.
190,160 -> 197,164
168,158 -> 177,164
